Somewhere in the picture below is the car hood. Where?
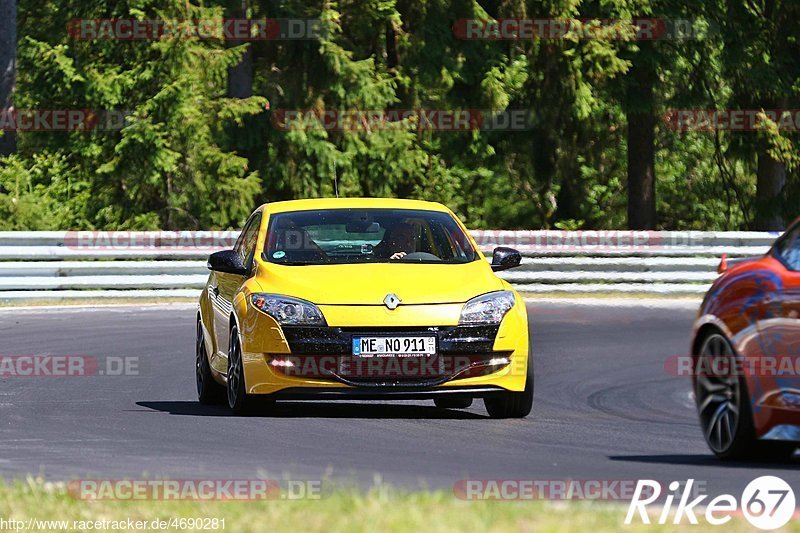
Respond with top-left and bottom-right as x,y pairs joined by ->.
257,260 -> 504,305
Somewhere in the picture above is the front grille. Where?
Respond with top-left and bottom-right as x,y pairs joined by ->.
275,324 -> 506,387
281,325 -> 500,355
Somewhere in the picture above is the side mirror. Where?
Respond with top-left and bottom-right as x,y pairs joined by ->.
207,250 -> 247,276
491,247 -> 522,272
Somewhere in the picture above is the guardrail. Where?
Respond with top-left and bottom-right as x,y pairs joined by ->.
0,230 -> 780,301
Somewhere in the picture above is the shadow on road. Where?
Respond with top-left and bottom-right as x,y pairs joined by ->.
608,454 -> 799,470
135,401 -> 489,419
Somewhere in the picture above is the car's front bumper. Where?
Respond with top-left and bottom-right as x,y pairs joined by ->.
268,385 -> 510,401
236,298 -> 530,396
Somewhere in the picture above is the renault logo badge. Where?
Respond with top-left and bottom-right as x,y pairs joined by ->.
383,293 -> 401,310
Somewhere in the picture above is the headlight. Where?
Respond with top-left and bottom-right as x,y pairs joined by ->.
250,293 -> 326,325
459,291 -> 516,325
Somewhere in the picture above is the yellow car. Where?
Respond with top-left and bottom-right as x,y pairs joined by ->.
196,198 -> 532,417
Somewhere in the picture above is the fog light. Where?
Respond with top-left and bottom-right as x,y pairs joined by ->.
270,358 -> 295,368
488,357 -> 510,366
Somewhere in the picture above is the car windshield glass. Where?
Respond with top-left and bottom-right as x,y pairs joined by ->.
264,208 -> 478,265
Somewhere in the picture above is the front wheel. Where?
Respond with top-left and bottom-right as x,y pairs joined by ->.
227,325 -> 255,415
696,333 -> 797,460
695,332 -> 758,459
484,359 -> 533,419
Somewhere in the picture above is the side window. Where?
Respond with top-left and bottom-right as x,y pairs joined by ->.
234,216 -> 253,255
774,225 -> 800,271
235,213 -> 262,272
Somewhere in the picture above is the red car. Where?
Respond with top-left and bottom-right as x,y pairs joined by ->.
691,224 -> 800,460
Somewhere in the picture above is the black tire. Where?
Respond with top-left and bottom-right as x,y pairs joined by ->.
227,324 -> 255,415
434,396 -> 473,409
695,332 -> 757,459
484,358 -> 534,419
695,332 -> 797,461
196,319 -> 225,405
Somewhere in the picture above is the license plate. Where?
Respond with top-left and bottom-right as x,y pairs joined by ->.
352,336 -> 436,357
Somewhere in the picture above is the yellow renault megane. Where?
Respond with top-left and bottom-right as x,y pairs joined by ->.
196,198 -> 532,417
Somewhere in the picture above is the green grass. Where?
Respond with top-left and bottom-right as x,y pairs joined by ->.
0,478 -> 788,532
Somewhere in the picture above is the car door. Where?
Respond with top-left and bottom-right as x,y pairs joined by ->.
753,224 -> 800,412
210,212 -> 261,373
762,224 -> 800,354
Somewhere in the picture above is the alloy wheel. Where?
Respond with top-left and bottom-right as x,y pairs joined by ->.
696,334 -> 741,454
227,328 -> 243,408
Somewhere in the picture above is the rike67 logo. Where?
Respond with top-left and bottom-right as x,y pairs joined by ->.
625,476 -> 795,530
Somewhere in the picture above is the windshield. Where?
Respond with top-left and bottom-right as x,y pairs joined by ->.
264,208 -> 478,265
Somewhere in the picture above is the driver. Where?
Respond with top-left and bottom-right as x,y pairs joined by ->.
374,222 -> 418,259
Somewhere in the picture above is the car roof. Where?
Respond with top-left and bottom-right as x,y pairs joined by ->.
260,198 -> 451,214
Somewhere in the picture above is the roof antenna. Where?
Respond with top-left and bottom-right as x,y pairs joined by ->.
333,162 -> 339,198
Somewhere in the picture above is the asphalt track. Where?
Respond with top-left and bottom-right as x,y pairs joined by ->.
1,301 -> 797,499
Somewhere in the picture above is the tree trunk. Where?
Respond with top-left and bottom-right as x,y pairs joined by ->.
627,112 -> 656,229
226,0 -> 253,99
755,148 -> 786,230
0,0 -> 17,155
227,49 -> 253,99
626,43 -> 657,230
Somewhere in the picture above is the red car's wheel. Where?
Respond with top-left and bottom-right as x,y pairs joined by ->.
695,332 -> 796,460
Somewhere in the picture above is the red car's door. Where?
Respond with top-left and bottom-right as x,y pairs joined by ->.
752,227 -> 800,428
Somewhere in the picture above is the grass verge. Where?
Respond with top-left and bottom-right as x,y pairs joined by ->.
0,479 -> 789,532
